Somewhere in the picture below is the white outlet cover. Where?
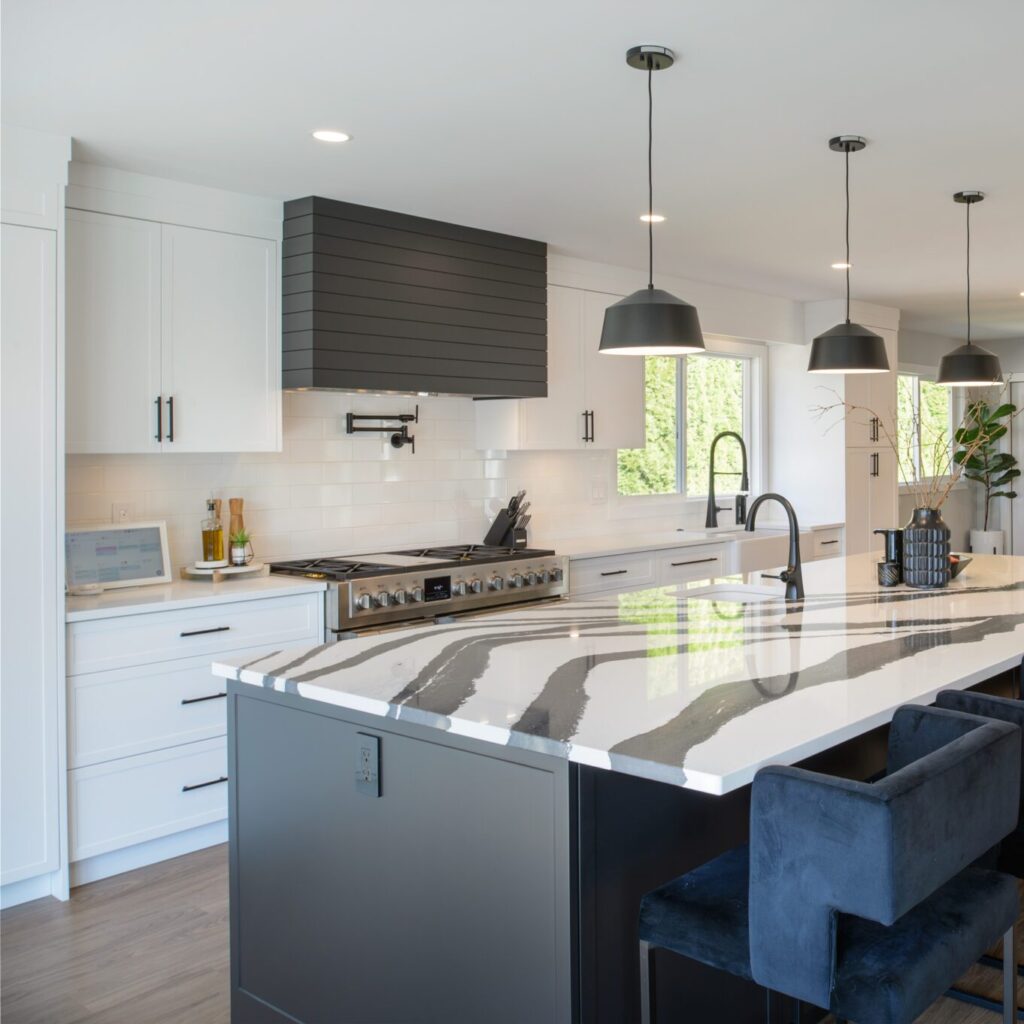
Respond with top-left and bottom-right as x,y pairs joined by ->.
111,502 -> 135,523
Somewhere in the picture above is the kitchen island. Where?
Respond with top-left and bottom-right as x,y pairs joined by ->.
215,554 -> 1024,1024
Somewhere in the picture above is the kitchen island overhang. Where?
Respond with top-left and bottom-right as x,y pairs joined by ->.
217,554 -> 1024,1024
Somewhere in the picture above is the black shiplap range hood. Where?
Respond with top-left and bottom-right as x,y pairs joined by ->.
282,197 -> 547,397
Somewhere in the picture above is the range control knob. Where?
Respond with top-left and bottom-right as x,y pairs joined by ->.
392,588 -> 407,605
489,575 -> 504,591
550,566 -> 563,583
538,569 -> 550,584
354,593 -> 373,611
509,573 -> 524,589
526,572 -> 539,586
450,580 -> 466,597
374,590 -> 391,608
409,586 -> 424,603
468,578 -> 483,594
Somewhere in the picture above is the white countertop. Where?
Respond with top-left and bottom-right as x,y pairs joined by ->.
66,574 -> 327,622
214,553 -> 1024,796
554,522 -> 844,560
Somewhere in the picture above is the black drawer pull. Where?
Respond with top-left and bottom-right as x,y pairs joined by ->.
820,540 -> 840,546
179,625 -> 231,638
182,776 -> 228,793
599,569 -> 628,577
670,557 -> 718,567
181,693 -> 227,706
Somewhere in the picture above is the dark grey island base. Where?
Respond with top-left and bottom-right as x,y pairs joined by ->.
227,668 -> 1019,1024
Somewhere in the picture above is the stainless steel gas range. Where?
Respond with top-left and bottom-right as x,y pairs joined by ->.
269,544 -> 569,640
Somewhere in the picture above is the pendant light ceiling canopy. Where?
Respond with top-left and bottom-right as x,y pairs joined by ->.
807,136 -> 890,375
937,191 -> 1003,387
599,45 -> 705,356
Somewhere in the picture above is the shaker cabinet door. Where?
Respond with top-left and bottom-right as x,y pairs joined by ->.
66,210 -> 162,454
580,289 -> 646,451
161,226 -> 280,452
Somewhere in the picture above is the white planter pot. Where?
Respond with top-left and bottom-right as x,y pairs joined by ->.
970,529 -> 1004,556
230,544 -> 249,566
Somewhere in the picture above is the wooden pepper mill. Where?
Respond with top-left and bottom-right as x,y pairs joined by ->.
228,498 -> 245,540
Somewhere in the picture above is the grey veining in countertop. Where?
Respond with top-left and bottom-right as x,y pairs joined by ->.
214,554 -> 1024,794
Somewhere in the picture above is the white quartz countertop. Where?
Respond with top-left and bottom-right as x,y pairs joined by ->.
213,554 -> 1024,796
553,522 -> 844,560
66,574 -> 327,622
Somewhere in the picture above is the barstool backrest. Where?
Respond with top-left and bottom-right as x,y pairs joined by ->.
749,705 -> 1020,1008
934,689 -> 1024,802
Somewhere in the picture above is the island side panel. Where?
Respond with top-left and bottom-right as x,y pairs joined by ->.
227,683 -> 573,1024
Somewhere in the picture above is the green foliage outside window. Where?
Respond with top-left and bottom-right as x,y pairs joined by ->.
617,357 -> 677,495
897,373 -> 953,483
617,355 -> 745,496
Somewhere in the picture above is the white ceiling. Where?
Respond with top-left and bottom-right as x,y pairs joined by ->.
4,0 -> 1023,342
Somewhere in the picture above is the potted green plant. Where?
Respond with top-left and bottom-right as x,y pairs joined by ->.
954,399 -> 1019,555
229,528 -> 253,566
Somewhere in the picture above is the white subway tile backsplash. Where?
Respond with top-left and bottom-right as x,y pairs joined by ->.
65,393 -> 683,570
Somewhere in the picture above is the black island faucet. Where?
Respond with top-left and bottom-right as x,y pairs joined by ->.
705,431 -> 749,528
745,492 -> 804,602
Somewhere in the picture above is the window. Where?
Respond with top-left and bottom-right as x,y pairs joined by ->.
617,351 -> 752,497
897,372 -> 954,484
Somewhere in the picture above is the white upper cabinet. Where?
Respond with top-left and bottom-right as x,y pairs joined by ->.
67,212 -> 281,454
160,225 -> 279,452
475,284 -> 645,451
67,211 -> 162,454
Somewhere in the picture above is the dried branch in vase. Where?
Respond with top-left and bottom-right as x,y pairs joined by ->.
810,383 -> 1021,513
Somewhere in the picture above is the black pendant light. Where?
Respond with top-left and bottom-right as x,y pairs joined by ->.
599,45 -> 704,356
807,136 -> 889,374
937,191 -> 1003,387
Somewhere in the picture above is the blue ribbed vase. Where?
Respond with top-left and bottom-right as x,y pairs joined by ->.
902,507 -> 951,589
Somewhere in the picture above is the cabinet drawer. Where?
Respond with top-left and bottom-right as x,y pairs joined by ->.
69,643 -> 279,768
68,592 -> 322,675
68,738 -> 227,862
658,548 -> 725,584
571,552 -> 657,595
812,528 -> 844,560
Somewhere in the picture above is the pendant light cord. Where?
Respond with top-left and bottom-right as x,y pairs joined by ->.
965,200 -> 972,347
647,63 -> 654,289
844,146 -> 851,323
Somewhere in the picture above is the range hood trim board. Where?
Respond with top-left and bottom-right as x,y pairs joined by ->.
282,197 -> 548,397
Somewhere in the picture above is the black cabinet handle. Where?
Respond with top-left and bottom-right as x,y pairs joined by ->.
182,776 -> 228,793
869,416 -> 879,442
670,557 -> 718,567
589,410 -> 595,444
179,625 -> 230,638
166,396 -> 174,442
582,411 -> 589,443
181,692 -> 228,705
599,569 -> 628,577
820,539 -> 840,546
155,396 -> 162,441
870,452 -> 879,477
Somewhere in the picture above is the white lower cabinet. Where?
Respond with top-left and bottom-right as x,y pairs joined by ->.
69,738 -> 228,862
66,590 -> 323,878
571,545 -> 725,596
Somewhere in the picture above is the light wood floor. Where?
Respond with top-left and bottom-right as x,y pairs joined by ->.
0,845 -> 1017,1023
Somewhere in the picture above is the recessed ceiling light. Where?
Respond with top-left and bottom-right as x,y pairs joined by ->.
312,130 -> 350,143
640,213 -> 665,223
831,262 -> 852,269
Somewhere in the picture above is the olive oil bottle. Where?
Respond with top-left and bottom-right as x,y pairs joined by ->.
201,498 -> 225,563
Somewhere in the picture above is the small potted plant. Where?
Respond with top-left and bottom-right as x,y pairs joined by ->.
954,399 -> 1019,555
229,528 -> 253,566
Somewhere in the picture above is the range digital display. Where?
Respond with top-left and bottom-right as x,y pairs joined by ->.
423,575 -> 452,602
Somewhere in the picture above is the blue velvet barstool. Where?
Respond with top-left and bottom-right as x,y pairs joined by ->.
935,689 -> 1024,1018
638,705 -> 1022,1024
